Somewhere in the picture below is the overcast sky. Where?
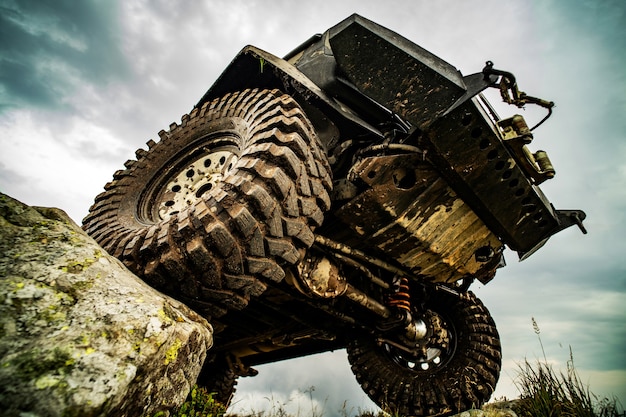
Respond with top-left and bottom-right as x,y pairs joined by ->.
1,0 -> 624,415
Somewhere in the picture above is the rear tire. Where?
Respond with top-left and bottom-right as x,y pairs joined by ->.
196,355 -> 238,407
347,291 -> 501,417
83,88 -> 332,318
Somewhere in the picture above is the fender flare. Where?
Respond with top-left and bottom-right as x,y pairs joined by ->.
195,46 -> 382,149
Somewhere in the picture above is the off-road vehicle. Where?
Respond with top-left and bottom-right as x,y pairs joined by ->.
83,14 -> 586,416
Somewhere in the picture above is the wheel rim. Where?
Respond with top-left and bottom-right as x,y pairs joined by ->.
139,137 -> 239,221
384,309 -> 456,372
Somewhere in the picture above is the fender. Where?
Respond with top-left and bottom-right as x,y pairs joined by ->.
195,45 -> 384,149
195,14 -> 499,150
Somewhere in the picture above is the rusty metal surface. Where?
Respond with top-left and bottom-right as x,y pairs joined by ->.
333,154 -> 502,284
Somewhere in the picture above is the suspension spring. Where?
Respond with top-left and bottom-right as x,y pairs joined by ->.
388,277 -> 412,313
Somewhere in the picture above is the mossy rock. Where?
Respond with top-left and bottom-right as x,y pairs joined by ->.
0,193 -> 214,417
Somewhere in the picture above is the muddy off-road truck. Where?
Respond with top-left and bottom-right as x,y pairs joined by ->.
84,14 -> 586,416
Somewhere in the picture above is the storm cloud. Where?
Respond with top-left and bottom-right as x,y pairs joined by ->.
0,1 -> 624,415
0,0 -> 129,111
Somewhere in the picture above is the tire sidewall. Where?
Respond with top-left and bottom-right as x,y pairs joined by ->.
83,88 -> 333,316
348,291 -> 501,416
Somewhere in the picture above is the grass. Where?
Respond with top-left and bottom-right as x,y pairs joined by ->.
513,354 -> 622,417
159,318 -> 623,417
162,368 -> 622,417
511,318 -> 623,417
153,386 -> 226,417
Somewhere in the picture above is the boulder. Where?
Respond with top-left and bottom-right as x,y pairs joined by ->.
450,401 -> 520,417
0,193 -> 213,417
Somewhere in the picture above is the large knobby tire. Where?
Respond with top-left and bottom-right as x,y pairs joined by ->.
195,355 -> 238,407
347,291 -> 501,417
83,89 -> 332,318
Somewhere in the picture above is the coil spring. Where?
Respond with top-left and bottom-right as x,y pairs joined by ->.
388,277 -> 411,312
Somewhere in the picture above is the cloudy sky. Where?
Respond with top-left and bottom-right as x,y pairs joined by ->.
1,0 -> 625,414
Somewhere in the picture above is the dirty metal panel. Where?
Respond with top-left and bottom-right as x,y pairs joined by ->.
423,98 -> 561,253
327,14 -> 467,129
333,154 -> 501,284
392,195 -> 496,278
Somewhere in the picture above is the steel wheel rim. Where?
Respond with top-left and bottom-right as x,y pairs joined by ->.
139,136 -> 240,221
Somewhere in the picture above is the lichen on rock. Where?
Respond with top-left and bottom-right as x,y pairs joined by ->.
0,193 -> 213,417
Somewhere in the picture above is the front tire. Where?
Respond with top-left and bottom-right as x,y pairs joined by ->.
83,88 -> 332,318
347,291 -> 501,417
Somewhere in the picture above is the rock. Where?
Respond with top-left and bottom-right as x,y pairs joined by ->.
482,399 -> 520,417
450,400 -> 520,417
453,410 -> 485,417
0,193 -> 213,417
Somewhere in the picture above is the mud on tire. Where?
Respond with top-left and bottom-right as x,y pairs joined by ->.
83,88 -> 332,318
347,291 -> 501,417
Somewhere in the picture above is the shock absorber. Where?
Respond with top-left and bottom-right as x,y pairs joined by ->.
380,277 -> 428,341
388,277 -> 412,313
378,277 -> 412,331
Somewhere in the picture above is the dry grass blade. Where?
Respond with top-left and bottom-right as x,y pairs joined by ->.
513,351 -> 622,417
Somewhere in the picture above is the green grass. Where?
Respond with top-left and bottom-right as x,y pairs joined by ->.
161,373 -> 622,417
511,318 -> 623,417
160,318 -> 623,417
513,353 -> 622,417
153,386 -> 226,417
